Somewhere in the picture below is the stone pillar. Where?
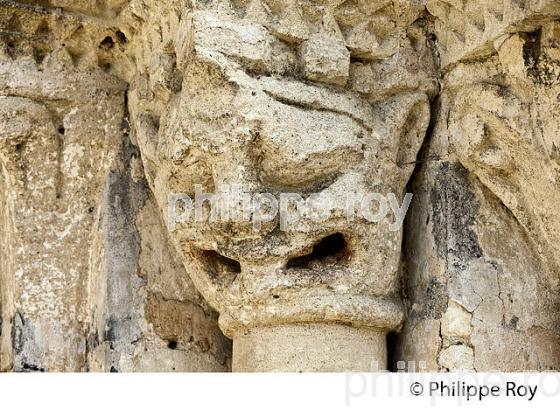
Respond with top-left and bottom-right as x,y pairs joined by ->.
233,324 -> 386,372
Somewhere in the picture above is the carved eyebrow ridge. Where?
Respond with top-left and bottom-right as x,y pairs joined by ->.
260,85 -> 373,132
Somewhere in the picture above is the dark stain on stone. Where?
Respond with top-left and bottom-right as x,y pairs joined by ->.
509,316 -> 520,329
12,311 -> 45,372
22,363 -> 45,372
100,36 -> 115,49
100,131 -> 149,371
430,162 -> 483,271
105,315 -> 133,342
12,312 -> 27,356
411,277 -> 448,320
522,29 -> 542,83
521,29 -> 559,86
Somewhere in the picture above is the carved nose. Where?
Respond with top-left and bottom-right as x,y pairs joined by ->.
204,151 -> 280,236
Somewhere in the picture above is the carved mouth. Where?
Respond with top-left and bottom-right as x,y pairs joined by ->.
197,232 -> 351,278
286,232 -> 350,270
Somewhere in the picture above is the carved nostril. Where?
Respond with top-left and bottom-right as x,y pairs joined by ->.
286,233 -> 349,269
202,250 -> 242,274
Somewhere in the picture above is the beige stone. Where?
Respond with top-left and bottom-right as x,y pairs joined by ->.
441,301 -> 473,342
301,34 -> 350,86
233,323 -> 386,372
441,301 -> 472,339
438,345 -> 475,372
0,0 -> 559,373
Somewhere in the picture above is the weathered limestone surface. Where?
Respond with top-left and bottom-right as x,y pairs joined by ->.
397,2 -> 560,371
0,0 -> 559,372
0,1 -> 230,372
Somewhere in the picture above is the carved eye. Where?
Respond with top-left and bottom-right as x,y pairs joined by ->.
449,85 -> 529,176
286,233 -> 349,270
455,114 -> 514,174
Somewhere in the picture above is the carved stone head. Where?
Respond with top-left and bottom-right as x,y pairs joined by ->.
447,21 -> 560,278
130,1 -> 437,342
